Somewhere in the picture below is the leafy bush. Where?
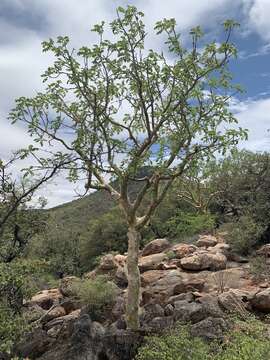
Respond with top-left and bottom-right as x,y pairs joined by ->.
0,302 -> 29,354
166,211 -> 216,240
71,275 -> 119,320
136,325 -> 211,360
249,255 -> 270,282
220,215 -> 264,255
136,319 -> 270,360
216,318 -> 270,360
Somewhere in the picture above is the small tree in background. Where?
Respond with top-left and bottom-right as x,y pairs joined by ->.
10,6 -> 246,329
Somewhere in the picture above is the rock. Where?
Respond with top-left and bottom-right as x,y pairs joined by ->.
47,325 -> 62,338
112,295 -> 126,320
168,292 -> 194,304
218,290 -> 249,317
208,243 -> 230,255
23,303 -> 45,323
139,253 -> 168,272
181,252 -> 227,271
142,303 -> 165,323
61,299 -> 81,314
190,317 -> 228,341
251,288 -> 270,312
114,254 -> 126,266
141,270 -> 166,287
99,254 -> 118,271
164,304 -> 174,316
257,244 -> 270,257
173,243 -> 197,259
59,276 -> 80,297
197,235 -> 218,248
44,309 -> 81,330
148,316 -> 174,330
142,238 -> 170,256
16,328 -> 52,359
42,306 -> 66,323
31,289 -> 63,310
198,294 -> 224,318
173,300 -> 205,323
115,266 -> 128,287
143,269 -> 183,304
173,278 -> 205,294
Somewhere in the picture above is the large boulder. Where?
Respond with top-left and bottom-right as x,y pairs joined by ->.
142,238 -> 170,256
42,306 -> 67,323
173,300 -> 205,323
257,244 -> 270,257
173,243 -> 197,259
139,253 -> 168,272
181,252 -> 227,271
190,317 -> 228,341
59,276 -> 80,297
173,278 -> 205,294
141,270 -> 167,287
30,289 -> 63,310
197,235 -> 218,248
251,288 -> 270,312
16,328 -> 52,359
218,290 -> 249,317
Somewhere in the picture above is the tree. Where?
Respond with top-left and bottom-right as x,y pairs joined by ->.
10,6 -> 246,329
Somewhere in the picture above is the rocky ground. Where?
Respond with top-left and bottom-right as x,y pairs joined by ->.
16,235 -> 270,360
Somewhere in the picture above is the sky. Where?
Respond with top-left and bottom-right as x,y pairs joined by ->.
0,0 -> 270,207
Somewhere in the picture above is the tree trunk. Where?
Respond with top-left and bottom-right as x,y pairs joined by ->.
126,225 -> 141,330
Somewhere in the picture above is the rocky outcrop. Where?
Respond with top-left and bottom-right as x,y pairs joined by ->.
141,238 -> 170,256
196,235 -> 218,248
180,252 -> 227,271
21,236 -> 270,360
251,288 -> 270,312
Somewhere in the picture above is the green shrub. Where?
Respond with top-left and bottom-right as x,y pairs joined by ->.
166,211 -> 216,239
0,302 -> 29,354
136,325 -> 211,360
216,318 -> 270,360
220,215 -> 264,255
136,319 -> 270,360
71,275 -> 118,320
249,255 -> 270,282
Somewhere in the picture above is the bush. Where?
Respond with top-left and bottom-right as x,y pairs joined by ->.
166,211 -> 216,240
220,215 -> 264,255
136,319 -> 270,360
216,318 -> 270,360
136,325 -> 211,360
250,255 -> 270,282
0,302 -> 29,354
71,275 -> 118,320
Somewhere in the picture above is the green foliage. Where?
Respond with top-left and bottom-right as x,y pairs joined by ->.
136,319 -> 270,360
136,325 -> 211,360
220,215 -> 264,255
0,260 -> 44,354
217,318 -> 270,360
71,275 -> 118,321
249,255 -> 270,282
0,302 -> 29,354
166,211 -> 216,239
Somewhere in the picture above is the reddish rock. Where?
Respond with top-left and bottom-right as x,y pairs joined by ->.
139,253 -> 168,272
142,238 -> 170,257
181,252 -> 227,271
173,244 -> 197,259
197,235 -> 218,248
42,306 -> 66,323
251,288 -> 270,312
31,289 -> 63,310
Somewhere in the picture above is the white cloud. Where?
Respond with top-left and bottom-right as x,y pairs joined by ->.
1,0 -> 270,207
234,97 -> 270,151
248,0 -> 270,41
